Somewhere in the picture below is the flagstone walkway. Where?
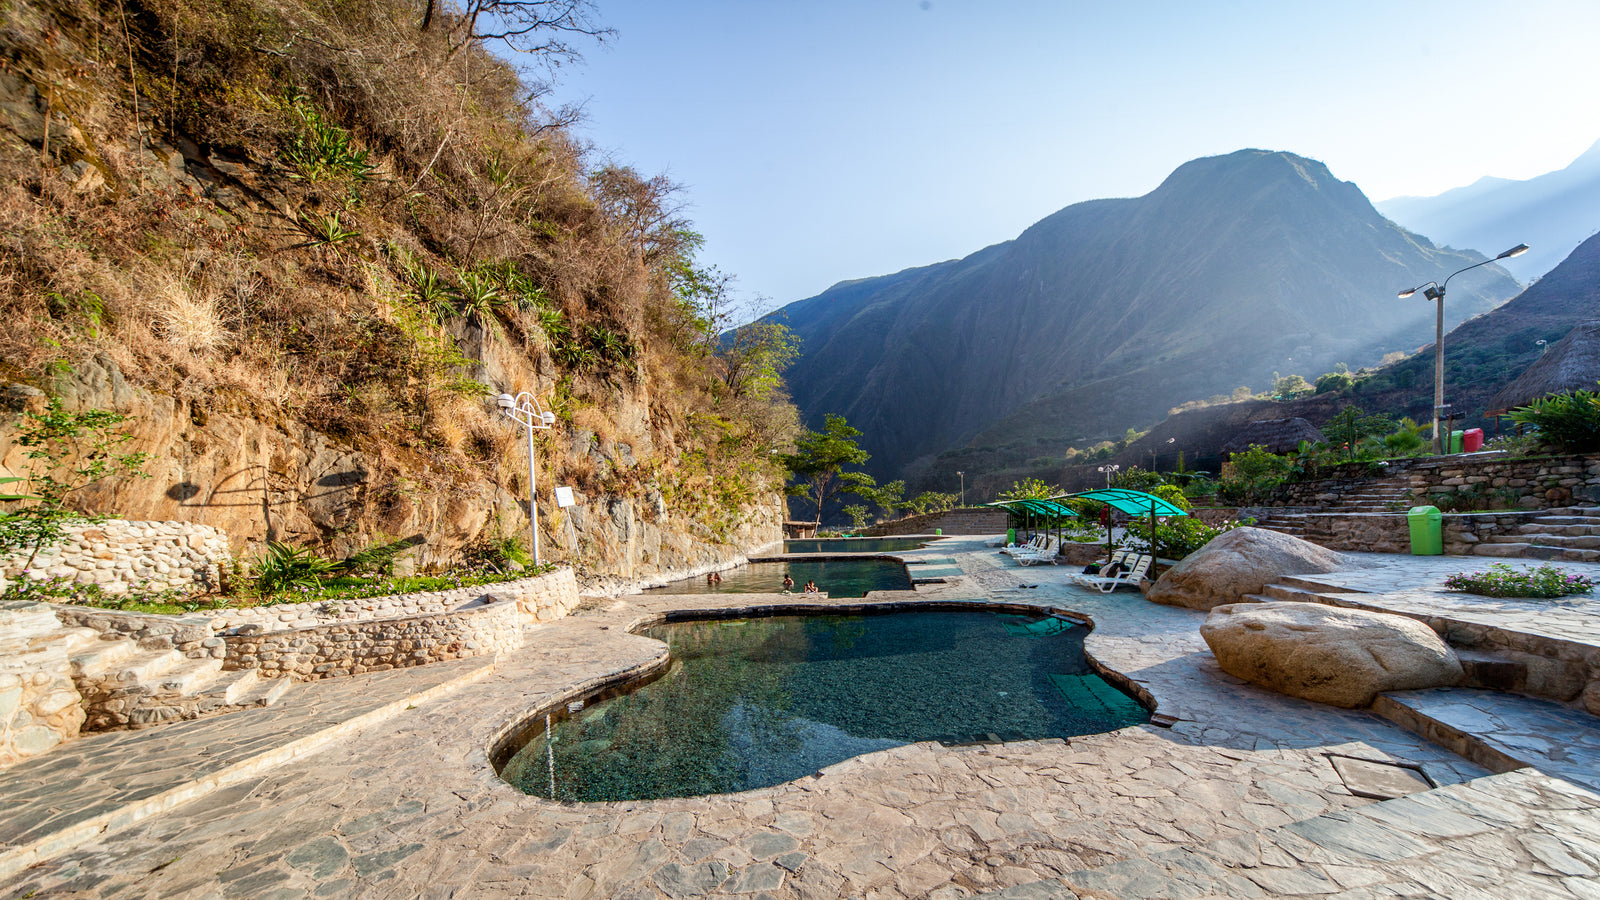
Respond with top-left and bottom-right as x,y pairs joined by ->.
1,538 -> 1596,899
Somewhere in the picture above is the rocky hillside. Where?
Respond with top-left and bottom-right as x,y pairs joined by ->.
1379,138 -> 1600,283
770,149 -> 1520,484
0,0 -> 792,579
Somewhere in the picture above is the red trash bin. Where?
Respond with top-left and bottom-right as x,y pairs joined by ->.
1462,428 -> 1484,452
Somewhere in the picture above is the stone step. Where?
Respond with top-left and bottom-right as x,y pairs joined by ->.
1529,514 -> 1600,525
103,647 -> 187,685
153,656 -> 225,694
1472,543 -> 1600,562
51,627 -> 102,654
198,667 -> 261,705
1497,532 -> 1600,548
231,674 -> 293,708
1259,583 -> 1327,603
68,638 -> 140,676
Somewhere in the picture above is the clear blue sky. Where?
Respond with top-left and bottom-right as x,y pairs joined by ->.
544,0 -> 1600,315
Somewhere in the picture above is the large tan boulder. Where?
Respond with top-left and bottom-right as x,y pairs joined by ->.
1201,602 -> 1464,707
1145,527 -> 1346,611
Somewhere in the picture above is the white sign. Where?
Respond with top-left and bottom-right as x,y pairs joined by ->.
554,486 -> 576,508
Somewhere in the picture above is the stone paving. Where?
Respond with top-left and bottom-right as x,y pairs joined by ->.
0,538 -> 1596,898
1289,552 -> 1600,647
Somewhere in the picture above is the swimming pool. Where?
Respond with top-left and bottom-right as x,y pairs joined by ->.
496,609 -> 1148,802
644,559 -> 913,598
782,537 -> 934,554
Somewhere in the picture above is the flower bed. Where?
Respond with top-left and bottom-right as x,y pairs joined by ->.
1443,563 -> 1596,600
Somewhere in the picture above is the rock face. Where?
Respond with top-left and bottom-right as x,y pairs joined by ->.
1145,527 -> 1347,611
1201,601 -> 1464,708
0,354 -> 782,582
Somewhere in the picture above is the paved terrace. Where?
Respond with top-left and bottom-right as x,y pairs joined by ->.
0,539 -> 1596,898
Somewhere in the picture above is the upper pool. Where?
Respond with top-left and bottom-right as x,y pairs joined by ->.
496,609 -> 1148,802
782,537 -> 934,554
645,559 -> 913,598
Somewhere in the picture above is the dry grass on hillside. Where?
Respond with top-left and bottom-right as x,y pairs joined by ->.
0,0 -> 794,544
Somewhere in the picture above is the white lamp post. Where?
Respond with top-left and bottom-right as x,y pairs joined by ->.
957,471 -> 965,507
1399,243 -> 1528,454
1097,464 -> 1119,487
496,392 -> 556,565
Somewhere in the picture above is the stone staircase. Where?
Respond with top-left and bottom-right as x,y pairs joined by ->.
1470,505 -> 1600,563
62,627 -> 292,731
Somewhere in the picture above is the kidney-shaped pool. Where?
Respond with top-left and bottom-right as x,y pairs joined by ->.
494,609 -> 1148,802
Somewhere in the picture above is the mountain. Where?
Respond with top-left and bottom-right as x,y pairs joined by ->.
771,150 -> 1521,483
1097,228 -> 1600,487
1377,138 -> 1600,282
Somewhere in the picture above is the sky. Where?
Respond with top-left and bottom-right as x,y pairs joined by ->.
542,0 -> 1600,316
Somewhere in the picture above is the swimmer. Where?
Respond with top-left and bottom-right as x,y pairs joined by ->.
782,574 -> 795,590
803,580 -> 818,593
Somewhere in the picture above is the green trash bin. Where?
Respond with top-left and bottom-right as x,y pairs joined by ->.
1407,506 -> 1443,555
1449,430 -> 1464,454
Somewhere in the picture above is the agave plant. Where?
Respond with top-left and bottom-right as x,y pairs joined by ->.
254,541 -> 338,594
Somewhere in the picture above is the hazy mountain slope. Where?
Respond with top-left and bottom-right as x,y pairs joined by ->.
1378,138 -> 1600,281
774,150 -> 1520,482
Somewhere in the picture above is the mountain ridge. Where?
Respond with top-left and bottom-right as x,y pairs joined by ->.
772,149 -> 1521,483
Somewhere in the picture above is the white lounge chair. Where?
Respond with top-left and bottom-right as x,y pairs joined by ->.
1001,534 -> 1049,557
1014,538 -> 1061,566
1074,552 -> 1152,593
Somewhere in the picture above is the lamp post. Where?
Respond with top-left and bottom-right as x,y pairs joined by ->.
956,471 -> 965,507
1399,243 -> 1528,454
1097,464 -> 1119,487
496,392 -> 556,565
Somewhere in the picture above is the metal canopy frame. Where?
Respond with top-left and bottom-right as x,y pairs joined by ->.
1056,488 -> 1188,561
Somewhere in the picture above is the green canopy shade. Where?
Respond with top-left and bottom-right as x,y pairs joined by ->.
1060,489 -> 1187,517
986,499 -> 1078,518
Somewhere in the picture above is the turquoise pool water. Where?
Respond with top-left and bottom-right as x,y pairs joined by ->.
782,537 -> 932,554
645,559 -> 913,598
497,610 -> 1148,802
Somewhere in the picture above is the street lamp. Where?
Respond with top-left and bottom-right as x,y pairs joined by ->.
496,392 -> 557,565
1097,464 -> 1119,487
956,471 -> 965,507
1399,243 -> 1528,454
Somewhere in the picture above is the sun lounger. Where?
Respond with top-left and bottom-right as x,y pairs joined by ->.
1073,552 -> 1152,592
1000,534 -> 1049,557
1014,538 -> 1061,566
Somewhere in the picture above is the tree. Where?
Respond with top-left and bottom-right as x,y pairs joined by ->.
1273,373 -> 1313,399
1315,371 -> 1353,394
858,479 -> 904,521
777,414 -> 875,526
1324,406 -> 1396,461
719,321 -> 800,401
898,492 -> 957,516
1,400 -> 150,569
842,505 -> 870,532
998,478 -> 1057,501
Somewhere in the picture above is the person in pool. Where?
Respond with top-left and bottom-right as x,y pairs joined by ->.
782,573 -> 795,590
803,580 -> 818,593
706,571 -> 722,585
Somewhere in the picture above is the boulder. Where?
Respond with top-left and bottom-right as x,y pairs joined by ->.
1145,527 -> 1346,611
1201,601 -> 1464,708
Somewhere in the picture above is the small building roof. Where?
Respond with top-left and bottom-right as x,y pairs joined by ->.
1486,321 -> 1600,413
1220,417 -> 1325,455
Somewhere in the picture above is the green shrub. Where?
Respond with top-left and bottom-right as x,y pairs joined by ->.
1506,386 -> 1600,453
1217,445 -> 1293,504
253,541 -> 339,594
1443,563 -> 1594,599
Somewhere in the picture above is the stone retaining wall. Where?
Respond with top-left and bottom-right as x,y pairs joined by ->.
1261,453 -> 1600,510
53,607 -> 223,659
206,567 -> 580,634
0,602 -> 85,770
223,598 -> 529,680
1245,509 -> 1565,556
865,508 -> 1009,536
55,569 -> 581,677
0,520 -> 230,596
